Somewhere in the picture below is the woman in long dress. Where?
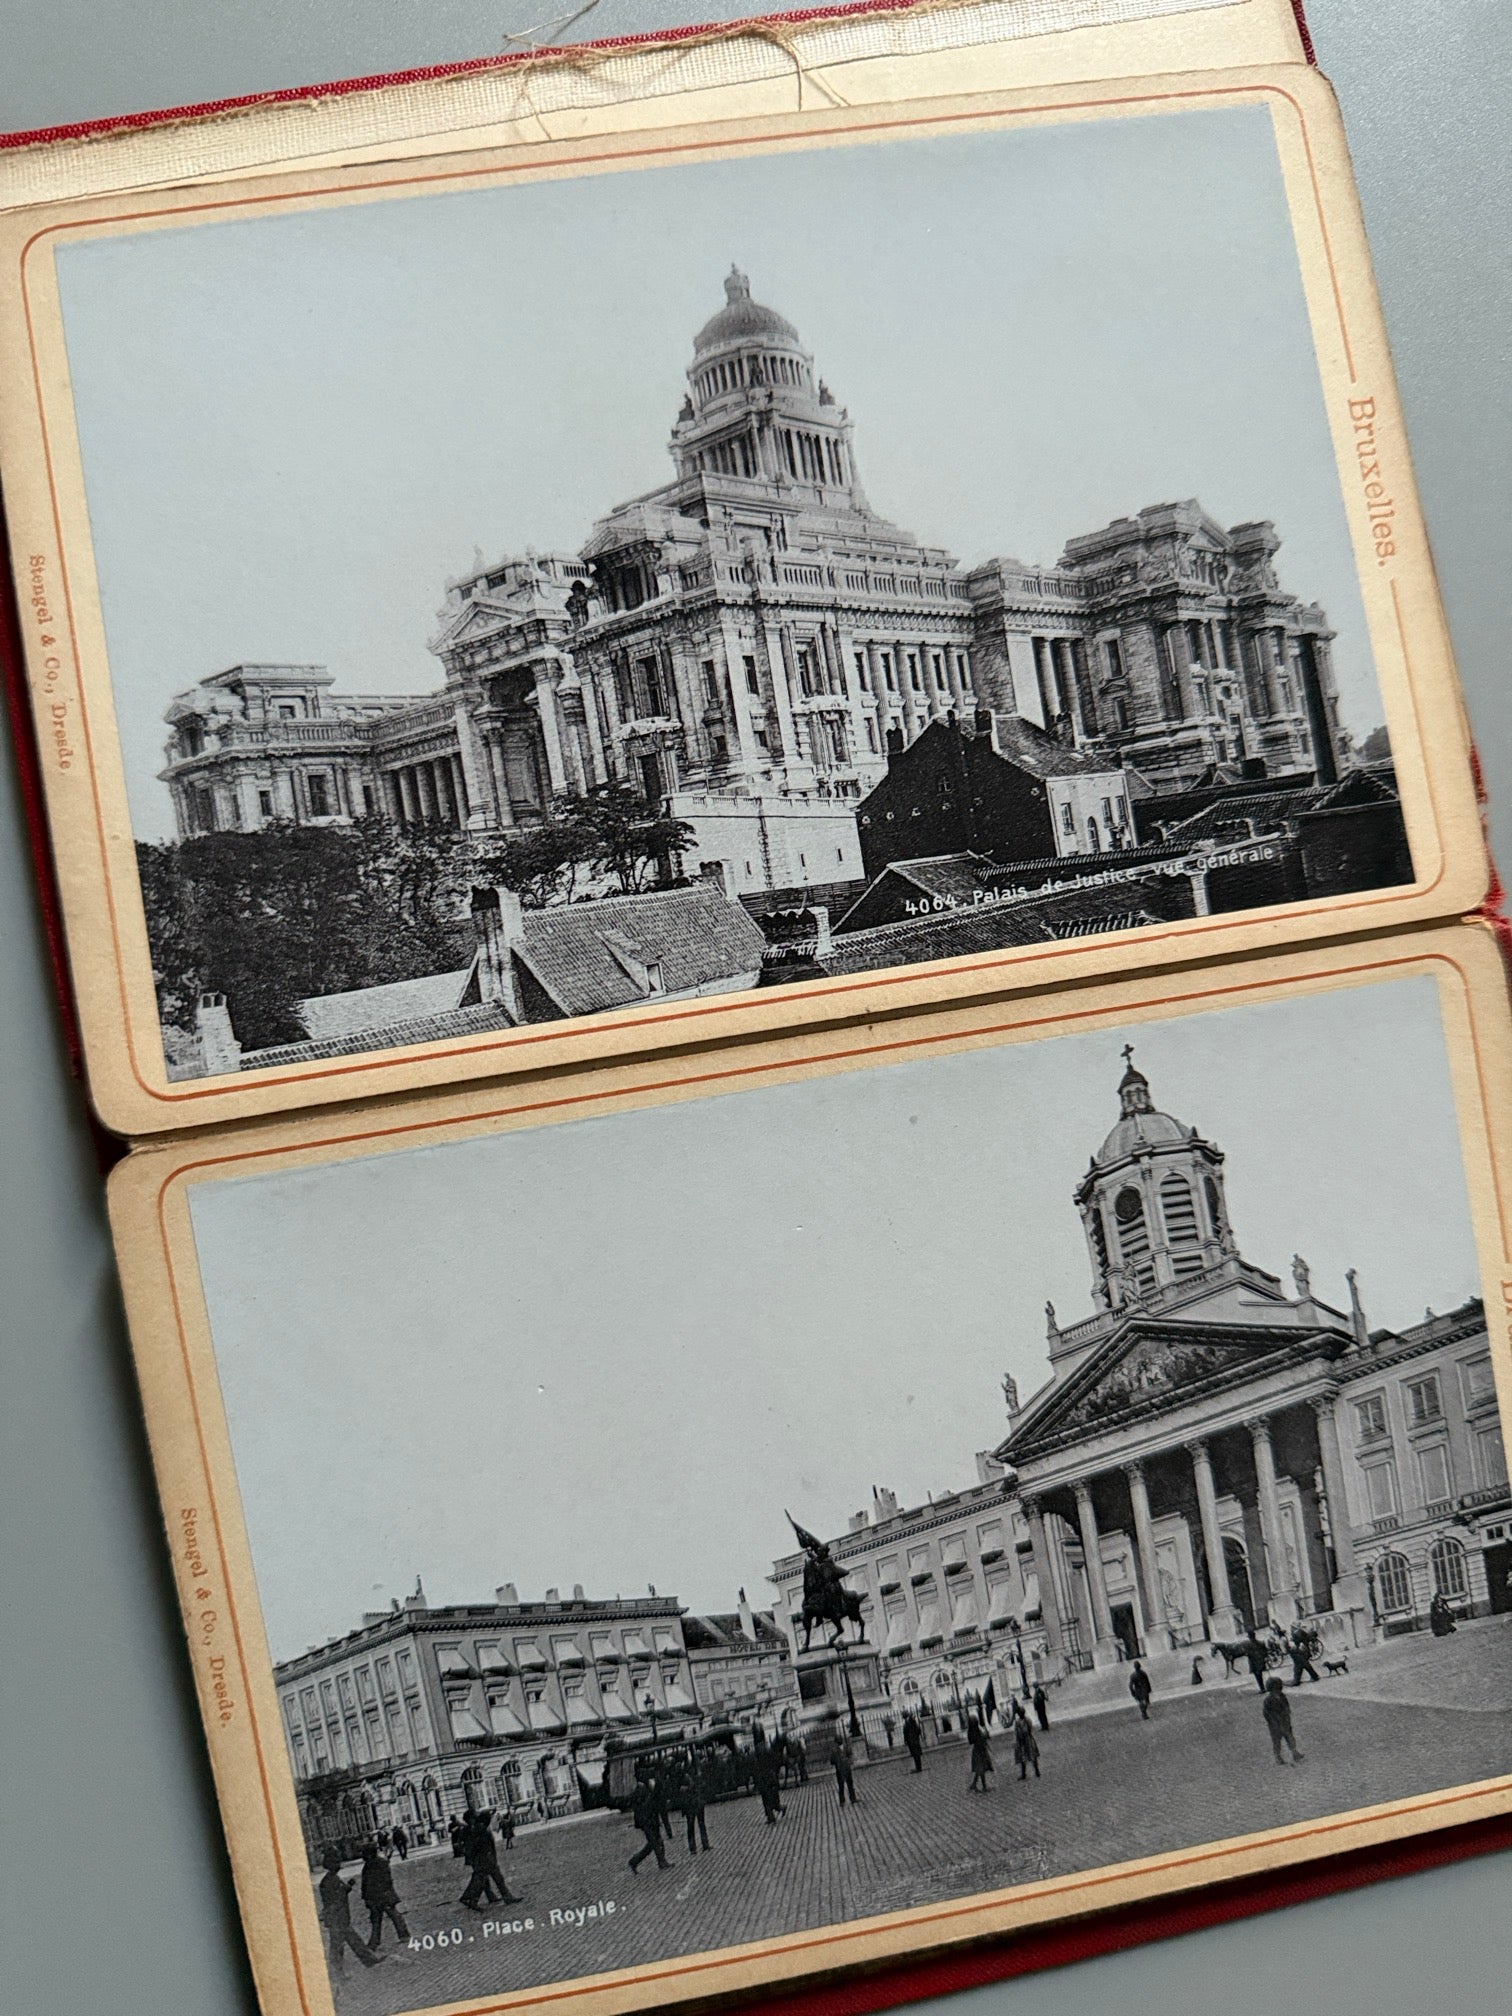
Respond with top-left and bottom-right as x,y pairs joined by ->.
966,1715 -> 994,1793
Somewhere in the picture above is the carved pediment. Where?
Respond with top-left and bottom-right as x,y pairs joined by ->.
1005,1318 -> 1348,1462
1056,1333 -> 1261,1430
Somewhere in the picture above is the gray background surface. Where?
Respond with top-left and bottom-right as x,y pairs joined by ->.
0,3 -> 1506,2012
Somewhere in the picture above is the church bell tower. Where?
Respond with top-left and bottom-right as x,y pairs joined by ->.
1075,1048 -> 1239,1312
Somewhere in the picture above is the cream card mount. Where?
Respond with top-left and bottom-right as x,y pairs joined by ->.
0,63 -> 1484,1136
106,919 -> 1512,2016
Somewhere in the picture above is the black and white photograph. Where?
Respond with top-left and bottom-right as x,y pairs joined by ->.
184,973 -> 1511,2015
51,101 -> 1415,1084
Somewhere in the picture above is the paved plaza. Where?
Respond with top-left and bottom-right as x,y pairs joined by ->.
323,1618 -> 1512,2013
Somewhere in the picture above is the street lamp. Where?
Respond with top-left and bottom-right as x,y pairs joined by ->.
641,1692 -> 659,1744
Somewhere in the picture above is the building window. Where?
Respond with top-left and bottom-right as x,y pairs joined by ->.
276,702 -> 298,720
1459,1357 -> 1498,1411
1104,638 -> 1124,681
932,652 -> 947,691
1474,1425 -> 1509,1490
1417,1442 -> 1453,1506
1405,1375 -> 1443,1427
854,651 -> 869,688
702,660 -> 720,706
1363,1461 -> 1399,1520
1059,800 -> 1075,837
257,790 -> 274,820
743,655 -> 760,696
1375,1550 -> 1413,1613
907,654 -> 923,692
361,784 -> 375,817
1355,1394 -> 1389,1443
1159,1173 -> 1203,1275
306,773 -> 331,817
1430,1535 -> 1470,1601
1113,1186 -> 1155,1294
958,652 -> 973,690
881,653 -> 897,691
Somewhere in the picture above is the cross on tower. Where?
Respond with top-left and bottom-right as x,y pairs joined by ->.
1121,1044 -> 1136,1068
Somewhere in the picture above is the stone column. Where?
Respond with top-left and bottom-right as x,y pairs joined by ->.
451,703 -> 492,831
578,670 -> 611,787
1124,1460 -> 1169,1647
487,737 -> 516,829
1073,1481 -> 1120,1667
533,665 -> 569,797
1022,1497 -> 1065,1660
1250,1418 -> 1298,1625
1311,1393 -> 1368,1629
763,621 -> 802,779
718,621 -> 761,779
1187,1437 -> 1241,1637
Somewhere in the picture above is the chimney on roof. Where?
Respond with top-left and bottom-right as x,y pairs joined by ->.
698,858 -> 729,897
872,1485 -> 898,1520
848,1510 -> 868,1533
496,1583 -> 518,1606
737,1586 -> 756,1641
572,1583 -> 585,1601
1346,1268 -> 1371,1351
196,992 -> 242,1076
544,1586 -> 560,1604
471,886 -> 526,1023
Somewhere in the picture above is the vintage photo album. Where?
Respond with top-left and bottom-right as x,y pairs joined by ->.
1,4 -> 1509,2014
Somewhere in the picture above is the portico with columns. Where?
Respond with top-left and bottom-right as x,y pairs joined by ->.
1001,1050 -> 1370,1674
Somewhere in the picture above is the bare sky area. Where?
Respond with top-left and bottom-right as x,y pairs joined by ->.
53,102 -> 1388,840
187,977 -> 1479,1661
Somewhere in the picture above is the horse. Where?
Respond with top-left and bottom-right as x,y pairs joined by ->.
1210,1634 -> 1285,1679
800,1583 -> 867,1652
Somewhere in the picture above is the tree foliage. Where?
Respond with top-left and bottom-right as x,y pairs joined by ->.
137,787 -> 695,1053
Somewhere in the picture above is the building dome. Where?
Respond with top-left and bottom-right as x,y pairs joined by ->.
1094,1048 -> 1190,1164
693,267 -> 801,355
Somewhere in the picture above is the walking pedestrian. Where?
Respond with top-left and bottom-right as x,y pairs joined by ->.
966,1715 -> 994,1794
1031,1684 -> 1050,1732
360,1840 -> 410,1948
790,1732 -> 809,1784
902,1711 -> 924,1772
628,1771 -> 672,1873
1243,1630 -> 1269,1692
677,1754 -> 712,1854
1012,1705 -> 1041,1781
497,1808 -> 516,1853
389,1823 -> 409,1861
317,1848 -> 384,1973
460,1808 -> 518,1909
448,1814 -> 466,1859
1288,1624 -> 1321,1685
1262,1677 -> 1306,1765
1129,1660 -> 1153,1720
1430,1592 -> 1458,1636
833,1725 -> 859,1807
751,1733 -> 785,1823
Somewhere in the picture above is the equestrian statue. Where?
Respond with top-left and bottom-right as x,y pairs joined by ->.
788,1513 -> 868,1651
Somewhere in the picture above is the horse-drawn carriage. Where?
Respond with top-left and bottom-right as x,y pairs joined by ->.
602,1723 -> 752,1811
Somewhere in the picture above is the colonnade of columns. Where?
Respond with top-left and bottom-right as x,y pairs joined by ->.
1022,1393 -> 1358,1670
385,753 -> 470,828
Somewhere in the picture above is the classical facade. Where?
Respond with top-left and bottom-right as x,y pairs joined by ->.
769,1469 -> 1048,1730
768,1052 -> 1509,1702
274,1581 -> 708,1848
997,1052 -> 1509,1672
160,270 -> 1352,901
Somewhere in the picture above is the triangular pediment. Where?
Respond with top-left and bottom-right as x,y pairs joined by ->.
1004,1316 -> 1349,1462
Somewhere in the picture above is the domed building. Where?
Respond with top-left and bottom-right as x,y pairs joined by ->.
160,267 -> 1357,912
994,1052 -> 1507,1679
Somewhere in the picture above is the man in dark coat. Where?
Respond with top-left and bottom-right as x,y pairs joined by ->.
902,1711 -> 924,1772
448,1815 -> 466,1858
1129,1661 -> 1153,1720
460,1808 -> 518,1909
1031,1684 -> 1051,1732
677,1754 -> 712,1854
1289,1624 -> 1322,1685
1243,1631 -> 1269,1691
1012,1704 -> 1041,1780
360,1840 -> 410,1948
751,1733 -> 785,1823
832,1726 -> 859,1807
1263,1677 -> 1306,1765
317,1847 -> 384,1973
628,1771 -> 672,1873
389,1823 -> 409,1861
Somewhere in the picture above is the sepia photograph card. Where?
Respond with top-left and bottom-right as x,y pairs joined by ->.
106,918 -> 1512,2016
0,61 -> 1488,1135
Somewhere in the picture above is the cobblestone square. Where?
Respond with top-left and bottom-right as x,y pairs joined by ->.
323,1619 -> 1512,2014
